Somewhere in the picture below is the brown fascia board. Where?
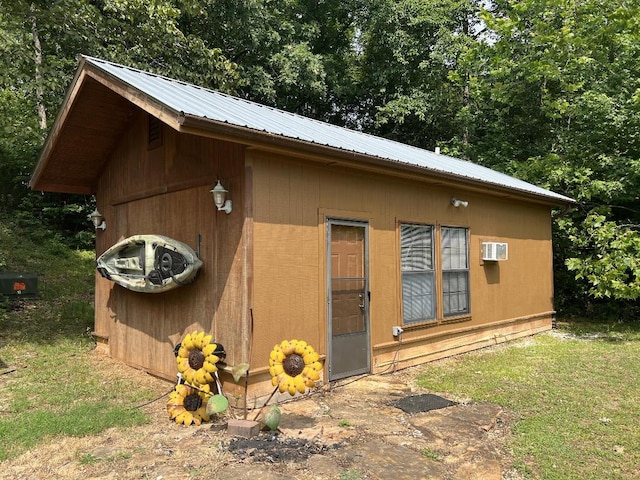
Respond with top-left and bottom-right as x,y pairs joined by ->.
82,64 -> 183,131
35,183 -> 94,195
177,113 -> 575,208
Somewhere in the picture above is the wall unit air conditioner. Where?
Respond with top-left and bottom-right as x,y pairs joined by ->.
482,242 -> 508,261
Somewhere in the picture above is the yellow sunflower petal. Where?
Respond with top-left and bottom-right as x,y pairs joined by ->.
177,357 -> 190,372
202,334 -> 213,346
202,343 -> 216,356
184,368 -> 197,384
173,410 -> 187,425
203,361 -> 218,373
281,340 -> 295,355
182,410 -> 194,426
205,354 -> 219,364
294,375 -> 307,394
196,331 -> 206,347
177,345 -> 190,358
175,384 -> 189,396
303,351 -> 319,364
181,333 -> 194,350
294,340 -> 307,355
287,383 -> 297,396
167,404 -> 184,419
277,377 -> 289,393
196,405 -> 210,423
193,369 -> 208,386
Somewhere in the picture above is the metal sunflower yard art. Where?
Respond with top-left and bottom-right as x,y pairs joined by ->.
269,339 -> 322,395
168,331 -> 228,426
167,383 -> 211,426
252,339 -> 323,428
176,331 -> 221,386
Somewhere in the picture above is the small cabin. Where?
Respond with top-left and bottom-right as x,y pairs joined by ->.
31,56 -> 574,402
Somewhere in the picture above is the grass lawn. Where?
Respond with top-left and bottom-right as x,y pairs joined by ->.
0,218 -> 159,461
415,322 -> 640,480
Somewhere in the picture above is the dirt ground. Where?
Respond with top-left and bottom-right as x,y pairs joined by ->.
0,352 -> 522,480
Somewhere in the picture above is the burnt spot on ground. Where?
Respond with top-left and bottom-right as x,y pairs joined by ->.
225,432 -> 340,463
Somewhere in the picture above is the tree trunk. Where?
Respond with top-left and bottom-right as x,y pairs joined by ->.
30,2 -> 47,131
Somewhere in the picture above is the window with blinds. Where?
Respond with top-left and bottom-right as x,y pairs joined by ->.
441,226 -> 470,316
400,223 -> 470,325
400,224 -> 436,324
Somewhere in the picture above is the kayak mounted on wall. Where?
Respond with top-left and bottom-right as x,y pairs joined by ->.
97,234 -> 203,293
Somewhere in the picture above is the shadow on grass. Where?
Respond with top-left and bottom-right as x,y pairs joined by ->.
0,296 -> 95,346
558,318 -> 640,342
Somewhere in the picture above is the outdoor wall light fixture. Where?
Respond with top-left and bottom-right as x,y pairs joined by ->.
451,197 -> 469,208
211,180 -> 232,214
89,208 -> 106,230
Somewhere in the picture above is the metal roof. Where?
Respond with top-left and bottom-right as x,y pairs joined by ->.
84,56 -> 574,204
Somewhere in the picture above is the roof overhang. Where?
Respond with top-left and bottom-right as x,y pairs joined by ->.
31,63 -> 136,193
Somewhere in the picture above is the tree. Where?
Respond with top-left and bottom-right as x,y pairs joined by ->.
349,0 -> 483,149
462,0 -> 640,310
174,0 -> 368,122
0,0 -> 241,247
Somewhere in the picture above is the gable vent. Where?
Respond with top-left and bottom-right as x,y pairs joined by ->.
148,115 -> 163,150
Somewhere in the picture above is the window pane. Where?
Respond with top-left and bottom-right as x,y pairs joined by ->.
443,272 -> 469,315
442,227 -> 468,270
401,224 -> 433,271
400,224 -> 435,323
402,272 -> 435,323
442,227 -> 470,317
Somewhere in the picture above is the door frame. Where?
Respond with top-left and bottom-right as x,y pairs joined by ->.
326,218 -> 371,381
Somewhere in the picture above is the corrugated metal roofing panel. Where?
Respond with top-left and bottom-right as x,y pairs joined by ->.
84,56 -> 574,204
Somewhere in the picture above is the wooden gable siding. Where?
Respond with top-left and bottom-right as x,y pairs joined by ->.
33,75 -> 139,194
93,111 -> 250,380
247,150 -> 553,392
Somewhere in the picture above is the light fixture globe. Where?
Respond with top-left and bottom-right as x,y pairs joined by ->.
210,180 -> 232,214
89,208 -> 106,230
451,197 -> 469,208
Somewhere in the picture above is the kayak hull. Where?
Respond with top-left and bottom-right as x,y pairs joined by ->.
97,234 -> 202,293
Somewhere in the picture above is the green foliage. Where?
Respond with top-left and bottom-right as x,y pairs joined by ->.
351,0 -> 482,147
566,214 -> 640,300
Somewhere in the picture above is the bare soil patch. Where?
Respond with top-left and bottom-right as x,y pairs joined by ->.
0,353 -> 521,480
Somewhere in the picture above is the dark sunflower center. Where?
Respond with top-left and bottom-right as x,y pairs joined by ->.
188,349 -> 205,370
184,393 -> 202,412
283,353 -> 305,377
